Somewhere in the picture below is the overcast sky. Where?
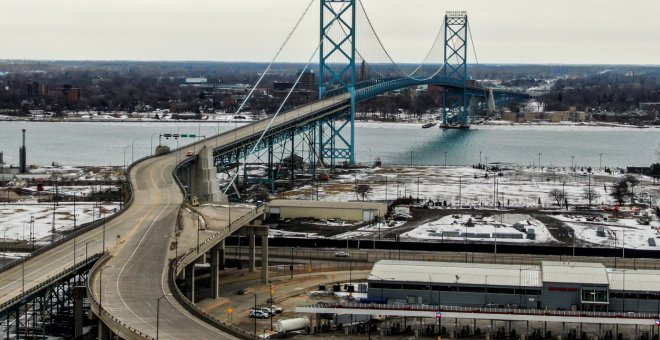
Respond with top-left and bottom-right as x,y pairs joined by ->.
1,0 -> 658,65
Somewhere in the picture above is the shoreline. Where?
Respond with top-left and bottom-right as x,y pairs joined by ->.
0,116 -> 657,129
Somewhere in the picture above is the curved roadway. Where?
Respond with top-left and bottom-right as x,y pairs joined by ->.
86,94 -> 351,339
1,93 -> 349,338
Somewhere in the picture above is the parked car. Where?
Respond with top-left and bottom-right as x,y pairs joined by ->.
270,305 -> 283,313
260,307 -> 273,314
237,288 -> 248,295
335,251 -> 350,257
249,310 -> 269,319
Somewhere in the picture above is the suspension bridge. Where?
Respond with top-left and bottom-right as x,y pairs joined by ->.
0,1 -> 527,338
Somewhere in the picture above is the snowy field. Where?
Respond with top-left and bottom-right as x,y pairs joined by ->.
0,200 -> 120,242
275,165 -> 659,247
552,211 -> 660,250
279,166 -> 656,209
2,165 -> 122,243
402,214 -> 558,244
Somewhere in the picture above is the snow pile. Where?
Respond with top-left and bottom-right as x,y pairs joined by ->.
402,214 -> 558,244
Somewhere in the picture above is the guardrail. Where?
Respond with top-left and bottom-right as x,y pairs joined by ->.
170,147 -> 264,338
0,252 -> 102,316
169,205 -> 263,338
301,302 -> 660,320
0,154 -> 151,274
175,207 -> 265,274
87,252 -> 154,340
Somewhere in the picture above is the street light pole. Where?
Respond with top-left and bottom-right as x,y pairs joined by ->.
85,240 -> 96,263
196,211 -> 201,254
131,137 -> 143,165
150,133 -> 159,156
123,145 -> 131,171
156,294 -> 172,340
73,193 -> 77,267
269,282 -> 274,331
250,292 -> 257,339
290,247 -> 294,279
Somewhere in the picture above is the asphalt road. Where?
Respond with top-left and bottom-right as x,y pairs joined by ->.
84,94 -> 351,339
0,93 -> 352,338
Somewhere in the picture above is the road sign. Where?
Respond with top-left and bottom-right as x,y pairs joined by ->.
655,319 -> 660,326
435,312 -> 442,318
227,307 -> 234,314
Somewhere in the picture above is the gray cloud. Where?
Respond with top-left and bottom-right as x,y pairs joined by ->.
0,0 -> 658,64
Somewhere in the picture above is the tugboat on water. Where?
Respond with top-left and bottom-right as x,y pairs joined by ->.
421,122 -> 437,129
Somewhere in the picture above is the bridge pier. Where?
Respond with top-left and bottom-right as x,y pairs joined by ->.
247,225 -> 269,283
218,239 -> 226,269
249,233 -> 256,272
185,264 -> 195,303
261,232 -> 269,284
188,145 -> 226,203
210,244 -> 221,299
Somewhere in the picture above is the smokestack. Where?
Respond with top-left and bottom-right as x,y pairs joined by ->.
19,129 -> 27,174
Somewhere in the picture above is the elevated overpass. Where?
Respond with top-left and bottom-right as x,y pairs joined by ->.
0,80 -> 522,338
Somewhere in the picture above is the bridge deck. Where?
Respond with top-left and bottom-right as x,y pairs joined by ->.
0,94 -> 352,339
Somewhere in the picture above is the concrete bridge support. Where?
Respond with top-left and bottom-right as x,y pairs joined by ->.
185,264 -> 195,303
97,320 -> 109,340
187,145 -> 227,203
249,233 -> 256,272
210,244 -> 221,299
218,239 -> 226,269
247,225 -> 269,284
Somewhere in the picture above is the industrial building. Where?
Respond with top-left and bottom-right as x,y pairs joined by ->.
266,199 -> 387,222
367,260 -> 660,313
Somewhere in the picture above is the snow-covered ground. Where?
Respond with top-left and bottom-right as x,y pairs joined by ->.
0,201 -> 120,242
2,163 -> 123,242
275,165 -> 659,247
279,166 -> 655,209
0,111 -> 262,123
552,210 -> 660,250
402,214 -> 558,244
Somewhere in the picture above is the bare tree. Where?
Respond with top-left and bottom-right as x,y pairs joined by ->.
582,187 -> 600,207
355,183 -> 372,201
610,178 -> 631,205
625,175 -> 640,204
548,189 -> 566,207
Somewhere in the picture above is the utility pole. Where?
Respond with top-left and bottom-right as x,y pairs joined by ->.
458,176 -> 462,208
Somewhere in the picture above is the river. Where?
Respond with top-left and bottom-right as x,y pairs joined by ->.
0,121 -> 658,168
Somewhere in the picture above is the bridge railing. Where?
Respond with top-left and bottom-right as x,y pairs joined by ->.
87,252 -> 157,339
0,154 -> 153,275
0,252 -> 102,317
168,206 -> 264,339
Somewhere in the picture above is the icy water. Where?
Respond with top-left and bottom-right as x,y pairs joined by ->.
0,121 -> 658,168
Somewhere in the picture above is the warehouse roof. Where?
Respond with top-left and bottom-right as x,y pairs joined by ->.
607,269 -> 660,293
541,261 -> 609,285
268,199 -> 386,211
369,260 -> 542,288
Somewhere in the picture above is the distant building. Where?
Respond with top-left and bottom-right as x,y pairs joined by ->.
185,77 -> 207,84
502,106 -> 586,123
272,70 -> 316,93
27,81 -> 47,97
54,84 -> 82,104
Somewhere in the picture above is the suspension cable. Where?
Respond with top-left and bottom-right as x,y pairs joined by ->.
356,0 -> 446,81
222,42 -> 325,195
232,0 -> 315,117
